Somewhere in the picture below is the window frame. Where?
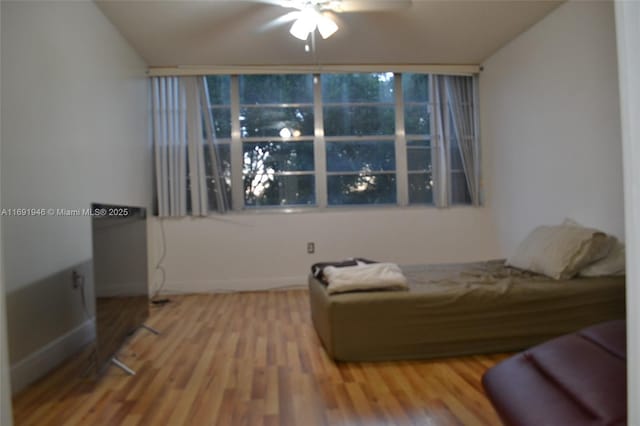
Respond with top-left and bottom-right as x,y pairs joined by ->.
209,72 -> 476,213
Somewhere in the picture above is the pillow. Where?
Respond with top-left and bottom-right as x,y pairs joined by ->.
561,218 -> 617,260
579,241 -> 626,277
506,225 -> 611,279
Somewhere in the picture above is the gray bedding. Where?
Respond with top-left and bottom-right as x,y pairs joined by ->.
308,260 -> 626,361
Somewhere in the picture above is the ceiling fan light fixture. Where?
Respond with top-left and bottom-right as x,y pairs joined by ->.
317,14 -> 338,39
288,7 -> 338,41
289,9 -> 318,40
289,19 -> 313,40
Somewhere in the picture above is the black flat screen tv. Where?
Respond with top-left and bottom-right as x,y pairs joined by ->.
91,203 -> 148,374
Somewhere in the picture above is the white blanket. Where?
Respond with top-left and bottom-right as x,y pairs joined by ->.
324,262 -> 409,295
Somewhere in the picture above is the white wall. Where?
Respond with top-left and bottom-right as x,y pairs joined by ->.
615,1 -> 640,423
481,0 -> 624,255
0,1 -> 15,419
1,1 -> 151,392
151,206 -> 500,293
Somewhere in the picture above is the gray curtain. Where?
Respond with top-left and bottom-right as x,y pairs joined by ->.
430,75 -> 450,208
445,75 -> 481,206
151,76 -> 188,217
151,76 -> 229,217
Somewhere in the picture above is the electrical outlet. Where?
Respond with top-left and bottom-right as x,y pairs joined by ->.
307,242 -> 315,254
71,270 -> 82,290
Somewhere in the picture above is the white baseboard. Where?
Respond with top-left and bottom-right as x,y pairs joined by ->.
10,318 -> 95,394
160,275 -> 308,294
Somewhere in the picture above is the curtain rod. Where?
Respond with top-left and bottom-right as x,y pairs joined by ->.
147,64 -> 481,77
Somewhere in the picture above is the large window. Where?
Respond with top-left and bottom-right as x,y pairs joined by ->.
199,72 -> 478,212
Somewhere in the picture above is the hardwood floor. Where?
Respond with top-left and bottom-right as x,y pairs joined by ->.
12,290 -> 508,425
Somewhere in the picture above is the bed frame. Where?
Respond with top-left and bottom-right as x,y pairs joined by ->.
308,262 -> 625,362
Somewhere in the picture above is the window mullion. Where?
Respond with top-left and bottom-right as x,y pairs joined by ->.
230,75 -> 244,211
313,74 -> 328,208
395,73 -> 408,206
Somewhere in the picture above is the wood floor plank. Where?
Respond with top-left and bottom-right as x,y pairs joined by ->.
12,290 -> 507,425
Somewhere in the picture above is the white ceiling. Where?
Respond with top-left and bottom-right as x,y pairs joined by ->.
95,0 -> 563,68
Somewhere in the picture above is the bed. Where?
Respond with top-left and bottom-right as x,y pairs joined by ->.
308,260 -> 625,362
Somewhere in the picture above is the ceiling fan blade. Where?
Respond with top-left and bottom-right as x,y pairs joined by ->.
256,11 -> 301,33
329,0 -> 412,13
251,0 -> 304,10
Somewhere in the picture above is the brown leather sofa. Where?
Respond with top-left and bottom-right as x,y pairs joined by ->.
482,320 -> 627,426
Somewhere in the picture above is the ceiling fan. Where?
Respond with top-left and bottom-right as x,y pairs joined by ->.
255,0 -> 412,41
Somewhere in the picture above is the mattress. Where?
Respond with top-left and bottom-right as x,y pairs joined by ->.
308,260 -> 626,362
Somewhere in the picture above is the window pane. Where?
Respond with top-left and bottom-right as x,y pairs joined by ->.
204,143 -> 232,210
451,171 -> 471,205
450,130 -> 470,170
323,105 -> 395,136
327,141 -> 395,172
450,104 -> 473,205
407,140 -> 431,172
206,75 -> 231,105
408,172 -> 434,205
322,73 -> 394,103
187,144 -> 233,214
328,174 -> 396,205
210,107 -> 231,139
402,74 -> 429,103
240,106 -> 314,138
244,174 -> 315,207
451,143 -> 465,170
243,141 -> 314,173
240,75 -> 313,104
404,104 -> 430,135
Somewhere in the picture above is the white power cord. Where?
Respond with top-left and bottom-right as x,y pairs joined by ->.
151,219 -> 168,301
